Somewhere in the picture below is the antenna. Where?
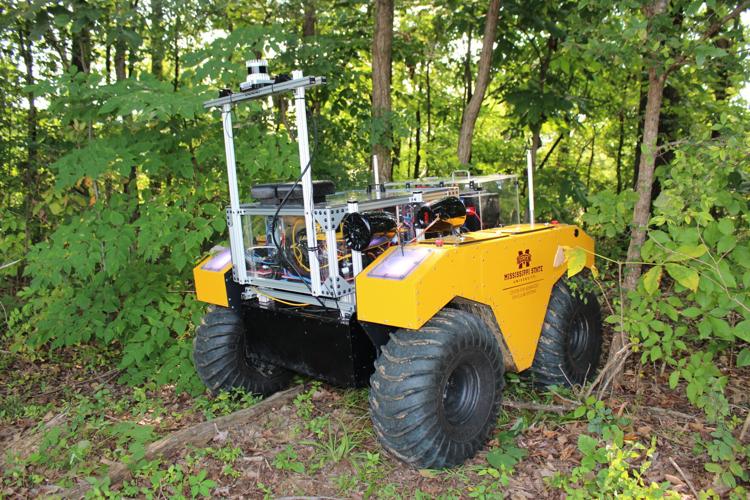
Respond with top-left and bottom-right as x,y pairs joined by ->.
526,149 -> 535,227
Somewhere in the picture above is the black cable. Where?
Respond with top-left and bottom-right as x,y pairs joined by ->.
268,107 -> 334,310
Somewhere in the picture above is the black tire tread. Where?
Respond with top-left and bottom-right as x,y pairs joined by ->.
528,279 -> 603,387
193,306 -> 292,396
369,308 -> 504,469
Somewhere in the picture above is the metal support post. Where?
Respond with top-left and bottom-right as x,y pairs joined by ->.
347,200 -> 364,276
373,156 -> 382,200
526,149 -> 535,227
293,70 -> 322,295
222,103 -> 248,283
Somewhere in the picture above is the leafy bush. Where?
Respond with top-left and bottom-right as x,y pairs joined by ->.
8,30 -> 303,393
621,118 -> 750,492
550,436 -> 677,499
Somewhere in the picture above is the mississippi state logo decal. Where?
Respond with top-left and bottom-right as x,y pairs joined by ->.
517,249 -> 531,269
504,249 -> 543,282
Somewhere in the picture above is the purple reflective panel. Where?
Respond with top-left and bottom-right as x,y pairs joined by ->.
367,247 -> 431,280
202,247 -> 232,271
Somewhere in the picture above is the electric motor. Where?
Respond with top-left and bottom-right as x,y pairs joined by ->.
416,196 -> 467,233
342,211 -> 397,251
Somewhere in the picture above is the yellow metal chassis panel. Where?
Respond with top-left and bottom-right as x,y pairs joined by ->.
193,256 -> 233,308
355,224 -> 595,372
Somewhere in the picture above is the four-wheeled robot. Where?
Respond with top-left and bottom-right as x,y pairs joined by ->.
192,60 -> 603,468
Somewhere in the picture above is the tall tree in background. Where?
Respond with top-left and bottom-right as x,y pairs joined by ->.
150,0 -> 166,78
623,0 -> 750,293
457,0 -> 500,165
303,0 -> 316,37
606,0 -> 750,382
372,0 -> 394,181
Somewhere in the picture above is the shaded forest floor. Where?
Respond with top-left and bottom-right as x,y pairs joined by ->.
1,337 -> 748,499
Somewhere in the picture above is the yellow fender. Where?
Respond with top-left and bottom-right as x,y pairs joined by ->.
355,223 -> 595,372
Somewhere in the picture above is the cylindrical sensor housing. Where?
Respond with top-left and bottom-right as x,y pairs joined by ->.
342,211 -> 397,251
241,59 -> 274,91
416,196 -> 467,233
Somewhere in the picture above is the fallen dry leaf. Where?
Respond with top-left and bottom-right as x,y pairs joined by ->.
664,473 -> 683,485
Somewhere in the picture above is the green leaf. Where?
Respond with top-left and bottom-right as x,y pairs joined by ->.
650,345 -> 662,361
565,246 -> 587,278
665,264 -> 699,291
716,235 -> 736,254
642,265 -> 662,295
704,462 -> 723,474
717,218 -> 734,236
573,405 -> 587,418
109,211 -> 125,226
735,320 -> 750,343
681,307 -> 701,319
486,447 -> 526,469
669,370 -> 680,389
577,434 -> 598,455
737,349 -> 750,368
666,244 -> 707,262
720,471 -> 736,488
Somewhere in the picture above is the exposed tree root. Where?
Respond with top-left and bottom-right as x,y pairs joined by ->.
63,385 -> 304,498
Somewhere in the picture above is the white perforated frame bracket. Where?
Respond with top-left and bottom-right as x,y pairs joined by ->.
221,103 -> 248,284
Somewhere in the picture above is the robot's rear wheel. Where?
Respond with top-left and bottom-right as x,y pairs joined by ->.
529,277 -> 603,386
193,306 -> 292,396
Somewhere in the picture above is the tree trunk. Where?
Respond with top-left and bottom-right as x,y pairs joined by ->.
128,40 -> 137,78
115,33 -> 127,81
631,72 -> 647,189
586,127 -> 596,189
371,0 -> 394,182
71,1 -> 92,73
150,0 -> 165,78
617,69 -> 666,344
18,24 -> 37,272
527,37 -> 554,171
425,60 -> 432,175
173,12 -> 180,91
105,41 -> 112,84
615,109 -> 625,193
456,0 -> 500,165
413,102 -> 421,178
463,31 -> 472,109
303,0 -> 316,37
651,83 -> 679,202
623,2 -> 670,286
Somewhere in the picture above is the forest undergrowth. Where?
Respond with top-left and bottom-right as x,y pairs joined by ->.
0,318 -> 747,499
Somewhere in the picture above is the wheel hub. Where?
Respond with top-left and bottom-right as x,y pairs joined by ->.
567,310 -> 592,367
442,361 -> 482,426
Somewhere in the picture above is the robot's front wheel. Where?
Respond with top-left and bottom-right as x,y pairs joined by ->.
193,306 -> 292,396
369,308 -> 505,468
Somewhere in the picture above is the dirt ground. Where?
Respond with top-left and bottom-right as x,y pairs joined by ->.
0,343 -> 748,499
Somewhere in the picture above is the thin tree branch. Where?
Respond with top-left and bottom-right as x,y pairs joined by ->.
0,259 -> 23,271
537,133 -> 564,170
666,0 -> 750,75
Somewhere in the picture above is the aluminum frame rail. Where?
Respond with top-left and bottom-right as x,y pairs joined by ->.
203,76 -> 326,108
207,74 -> 325,288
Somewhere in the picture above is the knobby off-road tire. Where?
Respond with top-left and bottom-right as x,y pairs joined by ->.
193,306 -> 292,396
529,278 -> 603,386
369,309 -> 504,469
